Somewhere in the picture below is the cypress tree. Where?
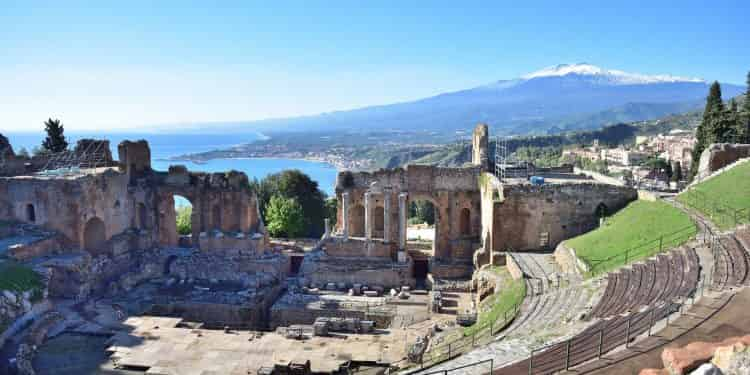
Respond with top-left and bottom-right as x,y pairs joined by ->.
42,118 -> 69,153
742,71 -> 750,143
690,82 -> 724,178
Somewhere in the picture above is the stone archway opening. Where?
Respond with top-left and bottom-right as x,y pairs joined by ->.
175,195 -> 193,232
83,217 -> 106,255
26,203 -> 36,223
407,199 -> 436,254
350,204 -> 365,237
373,206 -> 385,237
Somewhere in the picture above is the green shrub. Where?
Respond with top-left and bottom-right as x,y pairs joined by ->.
176,206 -> 192,235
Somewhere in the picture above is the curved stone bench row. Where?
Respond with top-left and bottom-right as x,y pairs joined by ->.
589,248 -> 699,320
713,233 -> 749,289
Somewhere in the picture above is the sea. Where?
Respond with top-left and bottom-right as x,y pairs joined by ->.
4,132 -> 339,198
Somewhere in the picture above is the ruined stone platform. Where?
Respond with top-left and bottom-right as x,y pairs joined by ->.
108,316 -> 409,374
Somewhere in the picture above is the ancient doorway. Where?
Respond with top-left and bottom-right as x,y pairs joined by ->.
289,254 -> 304,275
460,208 -> 471,236
26,204 -> 36,223
350,204 -> 365,237
83,217 -> 106,254
373,206 -> 385,238
413,259 -> 429,287
407,199 -> 436,254
212,204 -> 222,231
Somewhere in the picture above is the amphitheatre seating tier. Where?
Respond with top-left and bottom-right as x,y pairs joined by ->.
588,248 -> 697,320
490,248 -> 698,374
712,234 -> 749,290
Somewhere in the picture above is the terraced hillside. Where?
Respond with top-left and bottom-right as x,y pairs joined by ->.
564,200 -> 697,276
678,159 -> 750,230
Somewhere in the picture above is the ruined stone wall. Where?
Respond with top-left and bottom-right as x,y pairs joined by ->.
0,170 -> 141,254
490,182 -> 637,253
334,164 -> 481,261
472,123 -> 489,171
323,238 -> 395,258
299,251 -> 415,289
154,166 -> 266,252
697,143 -> 750,179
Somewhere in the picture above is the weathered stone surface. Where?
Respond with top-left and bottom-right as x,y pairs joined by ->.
662,336 -> 750,374
713,342 -> 750,373
638,369 -> 670,375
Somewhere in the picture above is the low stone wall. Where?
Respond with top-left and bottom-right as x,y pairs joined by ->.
505,254 -> 524,280
697,143 -> 750,179
0,300 -> 52,349
149,302 -> 264,329
8,235 -> 68,261
552,242 -> 587,276
269,307 -> 391,330
430,260 -> 473,279
323,237 -> 395,258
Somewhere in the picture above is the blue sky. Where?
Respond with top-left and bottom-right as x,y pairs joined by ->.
1,0 -> 748,132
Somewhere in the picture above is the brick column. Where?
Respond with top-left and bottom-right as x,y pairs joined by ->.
364,191 -> 373,240
341,192 -> 349,240
398,192 -> 408,250
383,188 -> 392,243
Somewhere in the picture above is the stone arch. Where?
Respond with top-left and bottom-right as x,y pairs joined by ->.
406,195 -> 439,255
350,204 -> 365,237
595,202 -> 609,218
460,207 -> 471,236
83,217 -> 107,254
25,203 -> 36,223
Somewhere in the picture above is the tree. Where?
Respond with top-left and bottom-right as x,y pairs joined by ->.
42,118 -> 68,153
741,71 -> 750,143
409,201 -> 435,225
690,82 -> 725,178
176,206 -> 192,235
250,169 -> 326,237
325,198 -> 337,228
16,147 -> 30,158
265,196 -> 306,238
671,161 -> 683,182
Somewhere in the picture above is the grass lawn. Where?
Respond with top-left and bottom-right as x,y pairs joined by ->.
464,267 -> 526,336
677,161 -> 750,230
565,199 -> 696,277
0,260 -> 44,301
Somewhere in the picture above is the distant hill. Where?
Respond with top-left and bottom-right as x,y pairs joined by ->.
223,63 -> 744,136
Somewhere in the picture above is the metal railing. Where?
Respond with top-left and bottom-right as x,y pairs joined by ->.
680,189 -> 750,230
586,225 -> 698,276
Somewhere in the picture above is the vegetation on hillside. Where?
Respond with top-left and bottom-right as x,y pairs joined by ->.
690,75 -> 750,178
464,267 -> 526,336
678,160 -> 750,230
265,196 -> 306,238
250,169 -> 328,237
565,200 -> 696,276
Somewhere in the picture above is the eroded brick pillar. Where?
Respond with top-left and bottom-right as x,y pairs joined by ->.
398,192 -> 408,250
341,191 -> 349,240
364,191 -> 373,240
383,188 -> 392,243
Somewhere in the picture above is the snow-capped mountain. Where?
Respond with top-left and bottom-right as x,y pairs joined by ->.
521,63 -> 705,85
235,64 -> 744,136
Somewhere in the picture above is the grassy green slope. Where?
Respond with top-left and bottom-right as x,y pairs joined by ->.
565,200 -> 696,276
464,267 -> 526,336
0,260 -> 44,301
677,160 -> 750,230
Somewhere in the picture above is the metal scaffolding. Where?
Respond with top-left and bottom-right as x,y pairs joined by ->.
36,141 -> 110,177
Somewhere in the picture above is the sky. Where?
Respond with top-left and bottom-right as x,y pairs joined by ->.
1,0 -> 749,132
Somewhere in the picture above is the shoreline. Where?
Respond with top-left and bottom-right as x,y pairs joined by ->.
161,155 -> 342,170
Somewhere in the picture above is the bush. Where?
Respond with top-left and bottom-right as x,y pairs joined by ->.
265,196 -> 306,238
176,206 -> 192,235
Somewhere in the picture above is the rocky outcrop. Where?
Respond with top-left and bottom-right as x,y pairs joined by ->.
0,133 -> 14,159
654,335 -> 750,374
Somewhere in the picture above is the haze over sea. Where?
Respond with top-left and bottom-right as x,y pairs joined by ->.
5,131 -> 339,196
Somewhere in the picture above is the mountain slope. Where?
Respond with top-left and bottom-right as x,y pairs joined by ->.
232,63 -> 745,136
